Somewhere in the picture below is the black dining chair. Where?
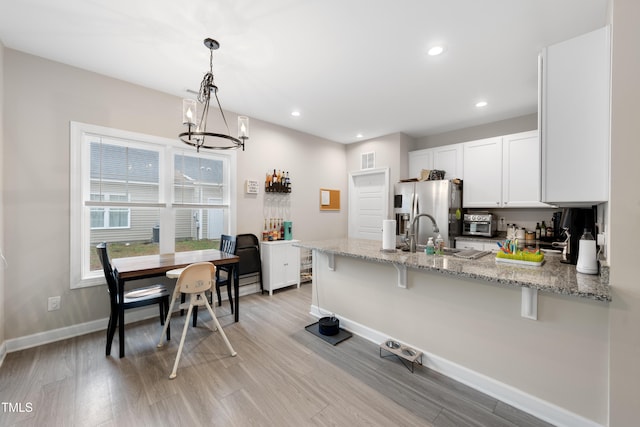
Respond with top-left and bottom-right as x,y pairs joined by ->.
96,242 -> 171,356
215,234 -> 237,312
235,233 -> 263,294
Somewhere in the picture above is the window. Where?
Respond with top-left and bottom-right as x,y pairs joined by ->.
90,194 -> 130,229
70,122 -> 237,289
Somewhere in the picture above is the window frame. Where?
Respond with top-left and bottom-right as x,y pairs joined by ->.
70,121 -> 237,289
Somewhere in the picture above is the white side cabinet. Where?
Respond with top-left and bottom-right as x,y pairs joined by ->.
541,26 -> 610,204
261,240 -> 300,296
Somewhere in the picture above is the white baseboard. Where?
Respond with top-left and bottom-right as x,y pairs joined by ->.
309,305 -> 603,427
1,285 -> 260,357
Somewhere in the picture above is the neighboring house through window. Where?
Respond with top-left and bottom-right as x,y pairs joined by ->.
70,122 -> 237,289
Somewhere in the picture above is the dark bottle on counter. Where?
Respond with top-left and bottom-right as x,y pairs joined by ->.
540,221 -> 547,238
535,223 -> 541,239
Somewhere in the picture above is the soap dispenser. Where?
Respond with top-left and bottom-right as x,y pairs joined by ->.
576,229 -> 598,274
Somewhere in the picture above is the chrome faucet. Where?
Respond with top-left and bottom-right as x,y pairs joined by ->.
407,213 -> 439,253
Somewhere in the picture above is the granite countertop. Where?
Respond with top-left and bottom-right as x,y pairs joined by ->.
295,238 -> 611,302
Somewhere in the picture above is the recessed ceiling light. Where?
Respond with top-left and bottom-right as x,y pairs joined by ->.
291,110 -> 301,117
427,46 -> 445,56
475,101 -> 488,108
356,133 -> 364,138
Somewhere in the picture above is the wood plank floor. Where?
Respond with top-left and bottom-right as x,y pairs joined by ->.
0,284 -> 554,426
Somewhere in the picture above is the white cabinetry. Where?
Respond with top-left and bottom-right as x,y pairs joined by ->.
408,149 -> 433,180
433,143 -> 464,180
408,143 -> 463,181
261,240 -> 300,296
502,130 -> 549,207
541,26 -> 610,204
462,137 -> 503,207
463,131 -> 548,208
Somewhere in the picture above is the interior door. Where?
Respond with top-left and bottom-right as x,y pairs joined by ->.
348,168 -> 389,240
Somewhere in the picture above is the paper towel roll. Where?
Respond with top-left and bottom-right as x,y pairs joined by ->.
382,220 -> 396,250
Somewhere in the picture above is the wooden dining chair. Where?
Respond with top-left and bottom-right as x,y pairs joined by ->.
157,262 -> 237,379
96,242 -> 171,357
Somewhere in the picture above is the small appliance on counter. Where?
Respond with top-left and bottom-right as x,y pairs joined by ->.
559,207 -> 597,265
576,229 -> 598,274
462,212 -> 497,237
283,221 -> 293,240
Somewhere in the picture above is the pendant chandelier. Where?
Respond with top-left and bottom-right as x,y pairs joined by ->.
179,38 -> 249,151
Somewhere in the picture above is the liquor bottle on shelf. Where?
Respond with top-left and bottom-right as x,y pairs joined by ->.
262,218 -> 269,241
271,218 -> 279,241
279,218 -> 285,240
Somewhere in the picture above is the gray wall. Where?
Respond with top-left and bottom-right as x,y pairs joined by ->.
412,113 -> 538,150
608,0 -> 640,424
0,39 -> 4,349
1,49 -> 347,340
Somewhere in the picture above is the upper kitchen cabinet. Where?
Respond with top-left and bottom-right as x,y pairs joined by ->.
408,143 -> 463,181
408,149 -> 433,179
502,130 -> 549,207
463,131 -> 549,208
463,137 -> 502,207
540,26 -> 610,205
433,143 -> 464,180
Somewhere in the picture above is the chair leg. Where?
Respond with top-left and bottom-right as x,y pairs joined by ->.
170,299 -> 195,379
118,308 -> 126,358
226,281 -> 234,314
106,310 -> 118,356
163,297 -> 171,341
158,290 -> 179,347
192,306 -> 199,327
203,296 -> 237,357
216,283 -> 222,307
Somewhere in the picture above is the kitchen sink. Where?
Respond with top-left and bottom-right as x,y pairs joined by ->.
398,244 -> 460,255
441,247 -> 461,255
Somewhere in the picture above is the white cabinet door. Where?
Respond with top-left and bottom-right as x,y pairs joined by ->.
433,143 -> 464,180
462,137 -> 502,207
541,26 -> 610,204
502,130 -> 549,208
408,149 -> 433,180
261,241 -> 300,296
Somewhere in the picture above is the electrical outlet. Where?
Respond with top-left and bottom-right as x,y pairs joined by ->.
48,296 -> 61,311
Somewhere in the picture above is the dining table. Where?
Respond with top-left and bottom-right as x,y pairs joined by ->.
111,249 -> 240,358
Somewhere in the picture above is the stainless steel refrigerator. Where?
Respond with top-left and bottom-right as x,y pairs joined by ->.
393,180 -> 463,249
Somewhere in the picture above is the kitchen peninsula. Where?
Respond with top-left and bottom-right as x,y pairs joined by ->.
296,238 -> 610,426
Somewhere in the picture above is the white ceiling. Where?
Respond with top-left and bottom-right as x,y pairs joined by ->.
0,0 -> 608,143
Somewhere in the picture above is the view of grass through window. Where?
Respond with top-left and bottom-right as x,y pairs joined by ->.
90,238 -> 221,271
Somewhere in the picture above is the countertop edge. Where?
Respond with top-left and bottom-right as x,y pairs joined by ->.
295,240 -> 611,303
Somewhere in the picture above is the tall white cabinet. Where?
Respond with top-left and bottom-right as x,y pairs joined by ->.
540,26 -> 610,204
261,240 -> 300,296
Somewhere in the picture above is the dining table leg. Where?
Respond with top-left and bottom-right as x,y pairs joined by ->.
117,277 -> 126,358
233,262 -> 239,322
